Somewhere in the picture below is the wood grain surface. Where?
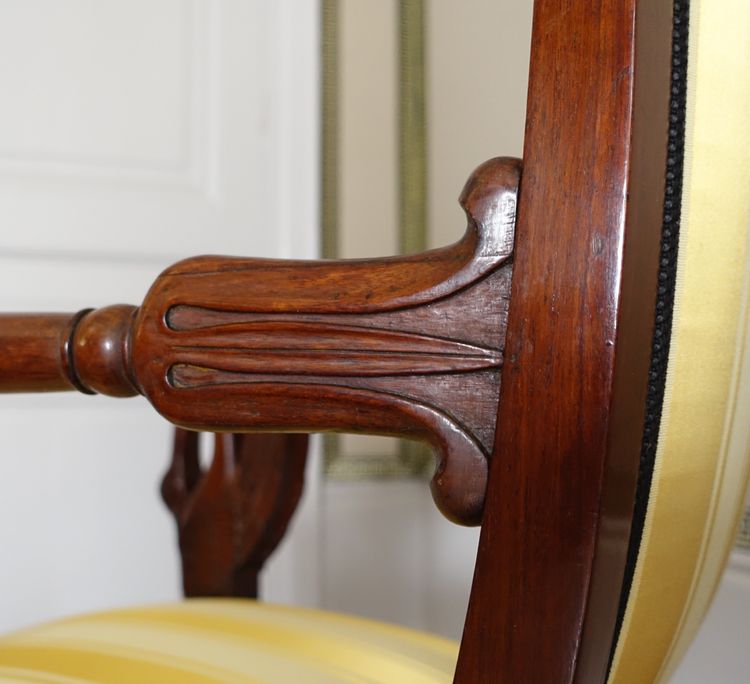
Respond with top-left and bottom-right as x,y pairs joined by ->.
162,429 -> 308,598
0,2 -> 677,673
0,157 -> 520,527
454,1 -> 672,682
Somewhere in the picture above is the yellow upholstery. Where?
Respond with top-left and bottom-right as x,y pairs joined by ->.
609,0 -> 750,681
0,600 -> 458,683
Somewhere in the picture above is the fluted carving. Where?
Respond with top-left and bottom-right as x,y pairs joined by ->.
0,157 -> 520,526
134,157 -> 519,525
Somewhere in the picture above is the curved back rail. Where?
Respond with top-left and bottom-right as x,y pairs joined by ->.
456,1 -> 673,682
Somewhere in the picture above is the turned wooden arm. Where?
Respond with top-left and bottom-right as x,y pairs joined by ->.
0,306 -> 138,396
0,157 -> 519,525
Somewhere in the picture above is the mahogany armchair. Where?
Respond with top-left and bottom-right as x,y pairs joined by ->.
1,1 -> 749,682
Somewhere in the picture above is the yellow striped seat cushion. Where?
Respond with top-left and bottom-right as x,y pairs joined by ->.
0,600 -> 458,683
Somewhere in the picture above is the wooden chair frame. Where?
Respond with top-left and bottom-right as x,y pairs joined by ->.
457,1 -> 672,681
0,1 -> 676,682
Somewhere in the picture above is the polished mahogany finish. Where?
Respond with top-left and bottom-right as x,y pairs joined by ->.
71,305 -> 139,397
455,1 -> 672,682
135,157 -> 518,525
0,307 -> 137,396
0,1 -> 679,677
0,157 -> 520,526
0,312 -> 83,393
162,429 -> 308,598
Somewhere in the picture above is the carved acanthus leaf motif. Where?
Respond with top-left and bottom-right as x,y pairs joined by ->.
166,319 -> 502,379
132,157 -> 521,525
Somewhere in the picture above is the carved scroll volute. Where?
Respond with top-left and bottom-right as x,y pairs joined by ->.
131,157 -> 520,526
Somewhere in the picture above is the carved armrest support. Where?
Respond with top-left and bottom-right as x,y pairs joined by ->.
0,157 -> 520,526
162,428 -> 308,598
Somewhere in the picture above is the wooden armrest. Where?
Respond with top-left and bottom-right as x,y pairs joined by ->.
0,307 -> 137,396
0,157 -> 520,525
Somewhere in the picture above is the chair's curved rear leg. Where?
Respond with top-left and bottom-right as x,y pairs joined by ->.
161,429 -> 308,598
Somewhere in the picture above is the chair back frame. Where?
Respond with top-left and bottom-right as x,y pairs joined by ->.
456,1 -> 673,682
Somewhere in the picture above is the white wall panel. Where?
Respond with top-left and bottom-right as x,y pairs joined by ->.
0,398 -> 178,632
671,552 -> 750,683
0,0 -> 320,632
0,0 -> 314,261
0,1 -> 191,170
321,480 -> 479,640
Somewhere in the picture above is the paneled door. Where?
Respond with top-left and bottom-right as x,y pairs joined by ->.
0,0 -> 320,632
